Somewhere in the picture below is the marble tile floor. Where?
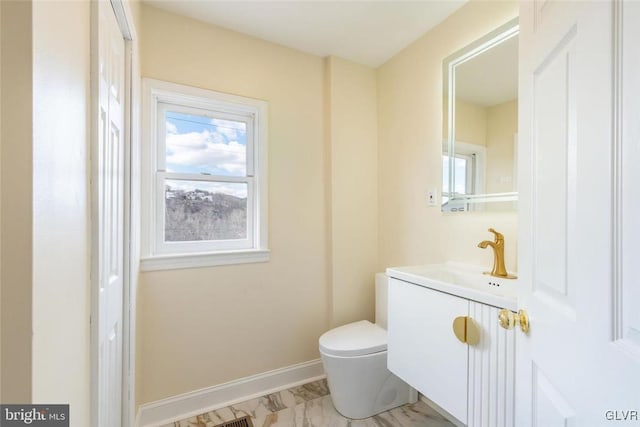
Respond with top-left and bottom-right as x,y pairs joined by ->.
165,379 -> 455,427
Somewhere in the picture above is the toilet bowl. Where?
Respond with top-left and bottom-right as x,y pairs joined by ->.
318,274 -> 417,419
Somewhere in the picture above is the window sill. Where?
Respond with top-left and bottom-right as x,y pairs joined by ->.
140,249 -> 270,272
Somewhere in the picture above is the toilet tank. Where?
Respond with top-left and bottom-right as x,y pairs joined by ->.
374,273 -> 388,329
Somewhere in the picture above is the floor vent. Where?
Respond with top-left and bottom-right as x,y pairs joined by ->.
213,416 -> 254,427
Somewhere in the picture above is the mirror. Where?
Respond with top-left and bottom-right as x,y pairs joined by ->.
442,19 -> 519,212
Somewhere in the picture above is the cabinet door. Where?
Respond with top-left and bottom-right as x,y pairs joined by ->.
388,278 -> 469,423
467,301 -> 516,427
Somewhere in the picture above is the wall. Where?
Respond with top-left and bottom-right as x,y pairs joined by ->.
377,0 -> 518,273
138,5 -> 330,404
31,1 -> 91,425
486,99 -> 517,194
453,98 -> 487,146
326,56 -> 379,328
0,0 -> 33,403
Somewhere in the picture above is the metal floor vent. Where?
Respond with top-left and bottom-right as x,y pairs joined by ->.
213,416 -> 254,427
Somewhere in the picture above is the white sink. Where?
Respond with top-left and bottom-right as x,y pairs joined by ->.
386,263 -> 518,310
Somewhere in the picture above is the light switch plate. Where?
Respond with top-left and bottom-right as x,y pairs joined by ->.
427,189 -> 438,207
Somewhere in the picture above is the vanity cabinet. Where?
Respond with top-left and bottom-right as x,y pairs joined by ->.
387,277 -> 515,427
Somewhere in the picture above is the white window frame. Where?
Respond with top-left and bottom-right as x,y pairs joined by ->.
141,78 -> 269,271
454,141 -> 485,196
442,140 -> 486,197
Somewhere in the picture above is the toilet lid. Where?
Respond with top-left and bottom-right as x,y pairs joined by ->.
319,320 -> 387,357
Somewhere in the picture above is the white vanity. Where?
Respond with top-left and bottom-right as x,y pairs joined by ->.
387,264 -> 518,427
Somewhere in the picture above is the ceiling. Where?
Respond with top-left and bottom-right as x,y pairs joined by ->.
143,0 -> 468,67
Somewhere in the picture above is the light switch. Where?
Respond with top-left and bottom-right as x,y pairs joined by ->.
427,189 -> 438,207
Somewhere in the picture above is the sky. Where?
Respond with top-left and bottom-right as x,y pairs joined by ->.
164,111 -> 248,198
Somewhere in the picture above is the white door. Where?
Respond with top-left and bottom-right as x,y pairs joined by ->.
95,1 -> 126,426
517,1 -> 640,426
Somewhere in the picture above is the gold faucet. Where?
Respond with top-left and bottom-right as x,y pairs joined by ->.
477,228 -> 516,279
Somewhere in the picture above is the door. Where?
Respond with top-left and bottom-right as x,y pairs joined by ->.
95,1 -> 126,426
517,1 -> 640,426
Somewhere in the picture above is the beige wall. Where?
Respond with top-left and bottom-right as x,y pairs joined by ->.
377,0 -> 518,272
138,5 -> 331,404
326,56 -> 379,328
0,0 -> 33,403
453,98 -> 487,146
486,99 -> 518,194
31,1 -> 92,425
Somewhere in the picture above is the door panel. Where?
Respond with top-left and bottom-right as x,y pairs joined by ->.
532,26 -> 576,315
531,365 -> 574,427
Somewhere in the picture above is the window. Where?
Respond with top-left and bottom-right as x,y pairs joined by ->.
442,141 -> 485,212
141,79 -> 268,270
442,153 -> 476,199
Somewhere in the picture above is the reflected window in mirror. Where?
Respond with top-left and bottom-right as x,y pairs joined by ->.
442,18 -> 519,213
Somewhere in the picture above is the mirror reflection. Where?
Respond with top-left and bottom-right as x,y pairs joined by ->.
442,21 -> 518,212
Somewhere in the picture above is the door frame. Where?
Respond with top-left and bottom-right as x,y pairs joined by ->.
89,1 -> 139,426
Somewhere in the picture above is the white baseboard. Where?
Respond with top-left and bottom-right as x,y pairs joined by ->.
137,359 -> 325,427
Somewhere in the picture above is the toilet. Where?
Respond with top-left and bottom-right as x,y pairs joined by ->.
318,273 -> 417,419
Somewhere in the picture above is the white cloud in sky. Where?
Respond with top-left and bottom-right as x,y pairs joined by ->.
166,129 -> 246,176
166,121 -> 178,134
210,118 -> 246,142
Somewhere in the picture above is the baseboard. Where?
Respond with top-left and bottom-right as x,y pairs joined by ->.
419,394 -> 466,427
137,359 -> 325,427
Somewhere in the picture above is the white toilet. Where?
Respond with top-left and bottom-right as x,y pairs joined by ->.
318,273 -> 417,419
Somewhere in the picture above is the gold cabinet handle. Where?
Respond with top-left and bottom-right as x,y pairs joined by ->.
498,309 -> 530,334
453,316 -> 466,343
452,316 -> 480,345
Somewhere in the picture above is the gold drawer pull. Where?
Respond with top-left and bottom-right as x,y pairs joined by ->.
452,316 -> 480,345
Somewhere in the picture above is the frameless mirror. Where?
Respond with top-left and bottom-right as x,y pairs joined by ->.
442,19 -> 519,212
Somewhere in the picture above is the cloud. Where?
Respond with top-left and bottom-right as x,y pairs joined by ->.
166,130 -> 246,176
211,118 -> 246,142
166,121 -> 178,134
